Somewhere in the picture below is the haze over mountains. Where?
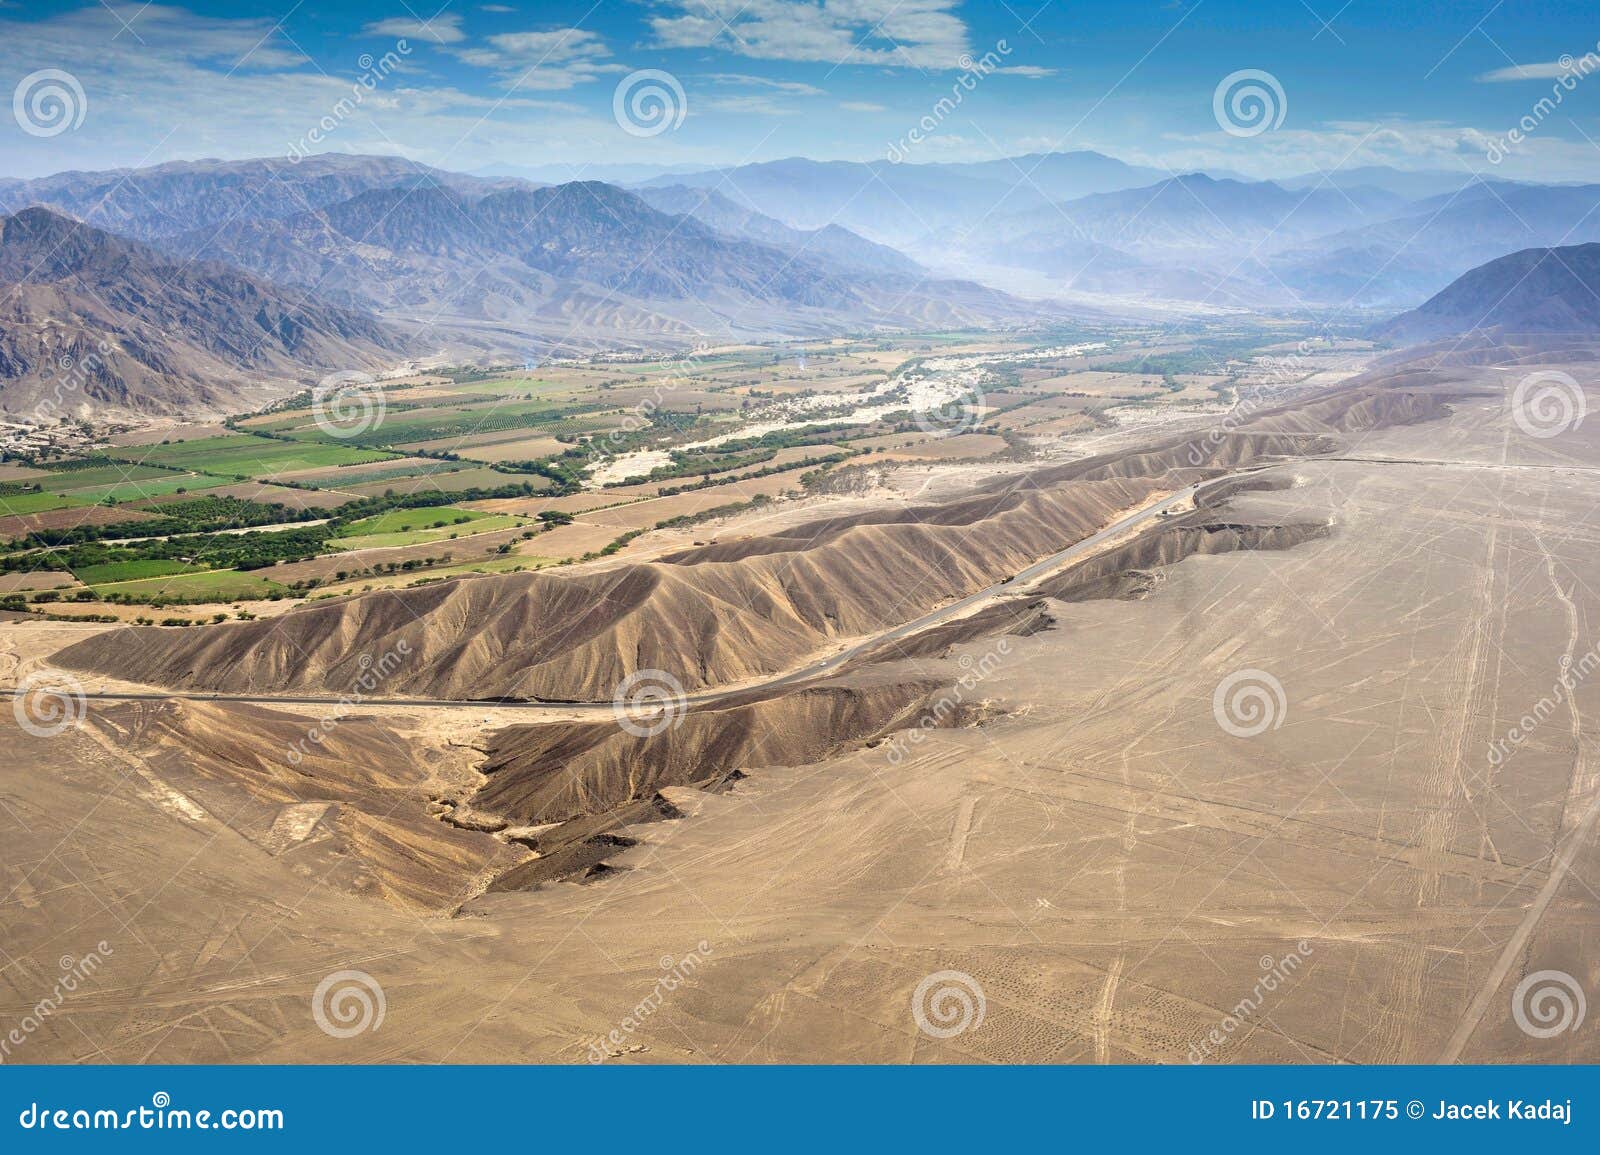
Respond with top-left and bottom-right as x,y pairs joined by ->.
2,148 -> 1599,414
668,157 -> 1600,309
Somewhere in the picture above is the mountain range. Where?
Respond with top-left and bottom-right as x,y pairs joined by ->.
158,177 -> 1032,349
0,206 -> 408,416
1380,242 -> 1600,344
1,148 -> 1596,415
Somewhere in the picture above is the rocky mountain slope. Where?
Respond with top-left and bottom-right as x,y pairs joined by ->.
59,379 -> 1460,700
0,153 -> 511,243
158,179 -> 1031,344
1378,242 -> 1600,344
0,206 -> 409,415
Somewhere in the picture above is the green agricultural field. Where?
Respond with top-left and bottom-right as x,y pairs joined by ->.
73,559 -> 194,584
35,464 -> 184,493
334,507 -> 492,537
117,435 -> 395,477
443,375 -> 577,397
280,399 -> 620,449
0,491 -> 91,515
328,553 -> 560,590
69,476 -> 224,503
92,569 -> 285,600
330,513 -> 526,552
288,462 -> 474,490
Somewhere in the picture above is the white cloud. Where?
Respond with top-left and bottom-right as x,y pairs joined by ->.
0,5 -> 634,177
701,72 -> 825,96
997,65 -> 1055,78
452,27 -> 624,90
1476,59 -> 1585,82
704,94 -> 804,116
649,0 -> 971,70
841,100 -> 887,112
1116,116 -> 1600,184
363,13 -> 466,45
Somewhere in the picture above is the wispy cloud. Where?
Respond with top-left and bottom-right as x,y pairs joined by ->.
701,72 -> 825,97
649,0 -> 970,70
451,27 -> 624,90
1476,59 -> 1580,82
0,5 -> 631,177
363,14 -> 466,45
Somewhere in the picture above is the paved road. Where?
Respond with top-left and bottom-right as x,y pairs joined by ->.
14,474 -> 1227,716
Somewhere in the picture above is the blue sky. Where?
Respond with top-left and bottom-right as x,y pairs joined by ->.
1,0 -> 1597,181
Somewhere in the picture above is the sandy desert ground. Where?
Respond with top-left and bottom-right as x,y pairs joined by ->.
3,357 -> 1599,1064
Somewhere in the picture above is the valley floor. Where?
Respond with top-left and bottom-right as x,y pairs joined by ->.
3,360 -> 1600,1063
